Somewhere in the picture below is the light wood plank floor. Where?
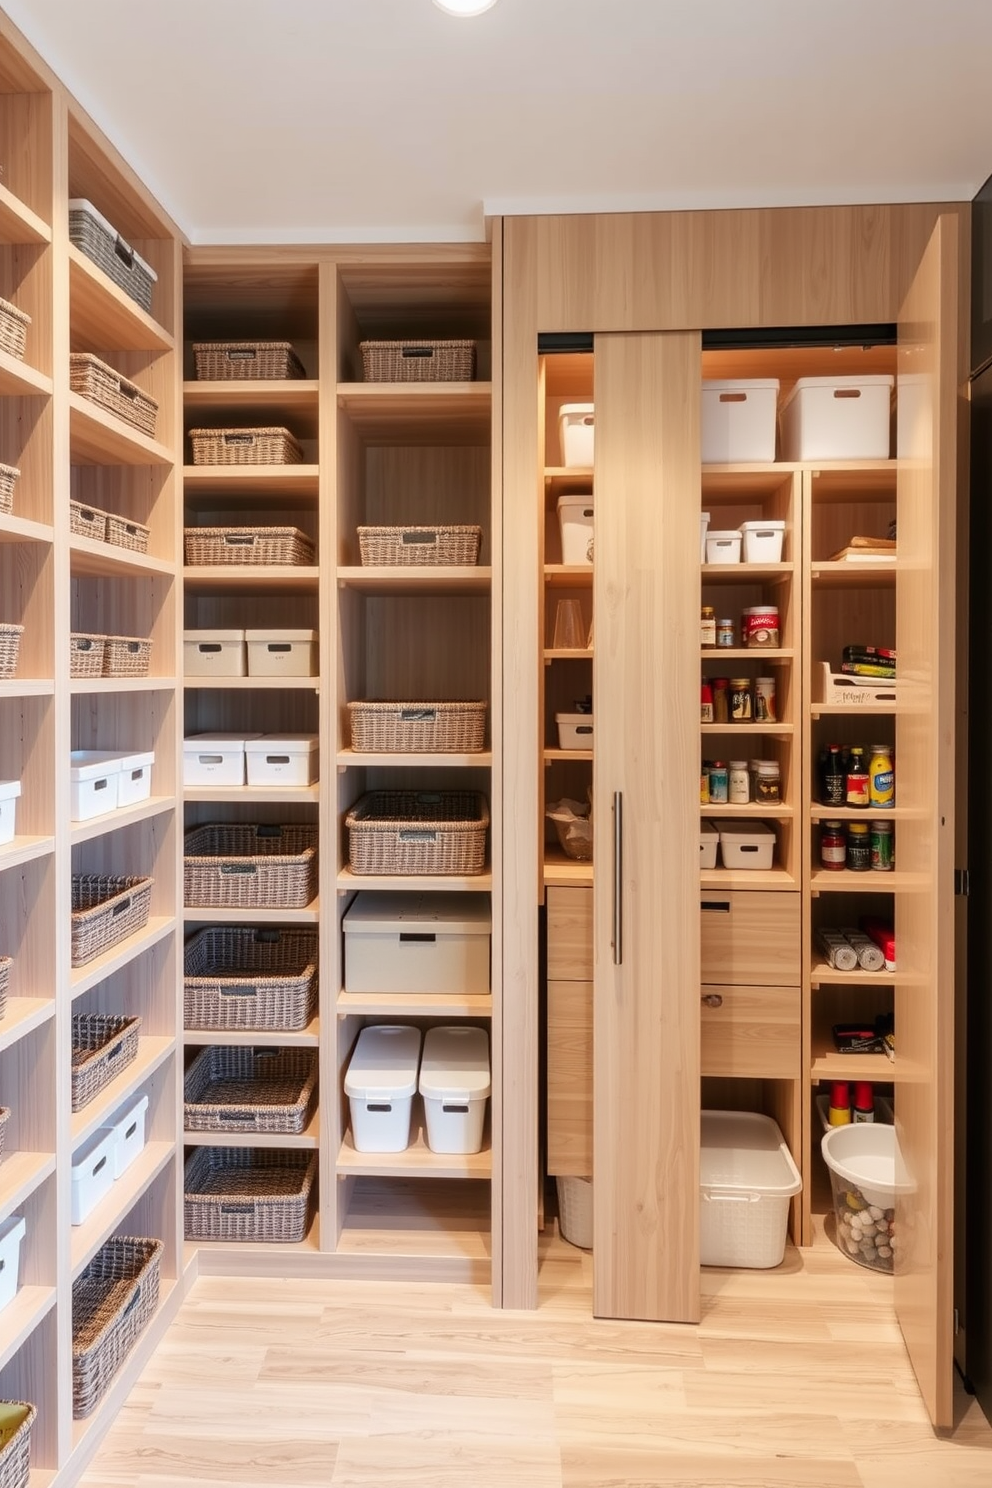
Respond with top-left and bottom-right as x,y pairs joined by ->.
81,1230 -> 992,1488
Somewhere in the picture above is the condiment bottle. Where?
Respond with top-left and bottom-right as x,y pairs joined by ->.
701,606 -> 716,647
701,678 -> 714,723
823,745 -> 845,806
828,1081 -> 852,1126
820,820 -> 846,870
869,744 -> 894,808
845,746 -> 870,808
730,677 -> 752,722
712,678 -> 730,725
852,1082 -> 875,1123
728,761 -> 750,804
847,821 -> 871,870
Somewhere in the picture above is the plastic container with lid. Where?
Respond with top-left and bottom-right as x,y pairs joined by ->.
0,1214 -> 26,1311
245,734 -> 319,787
246,629 -> 318,678
99,1090 -> 149,1178
69,751 -> 120,821
700,821 -> 719,870
70,1128 -> 116,1224
558,403 -> 594,467
183,733 -> 261,787
419,1025 -> 491,1154
705,530 -> 742,565
715,819 -> 775,870
700,1110 -> 802,1268
0,779 -> 21,847
557,494 -> 594,565
184,629 -> 245,677
344,1024 -> 421,1152
700,511 -> 710,562
556,712 -> 594,750
343,891 -> 491,995
780,375 -> 895,461
740,519 -> 786,564
116,750 -> 155,808
701,379 -> 780,463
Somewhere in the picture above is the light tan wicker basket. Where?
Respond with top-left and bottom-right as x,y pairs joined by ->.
69,500 -> 108,542
193,341 -> 306,381
69,633 -> 104,678
360,338 -> 476,382
348,699 -> 486,754
183,823 -> 318,910
70,874 -> 154,967
0,1402 -> 36,1488
184,1046 -> 317,1134
69,353 -> 158,437
357,524 -> 481,567
72,1237 -> 162,1418
0,624 -> 23,679
0,297 -> 30,362
0,464 -> 20,517
184,1147 -> 317,1243
183,526 -> 314,567
0,955 -> 10,1022
188,427 -> 304,466
70,1013 -> 142,1109
345,790 -> 489,876
106,511 -> 150,554
183,926 -> 318,1032
102,635 -> 151,677
69,200 -> 157,313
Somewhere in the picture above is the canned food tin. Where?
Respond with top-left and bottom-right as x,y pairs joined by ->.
870,819 -> 895,871
730,678 -> 752,722
742,606 -> 780,648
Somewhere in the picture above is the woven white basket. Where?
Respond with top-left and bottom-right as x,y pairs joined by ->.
556,1175 -> 593,1250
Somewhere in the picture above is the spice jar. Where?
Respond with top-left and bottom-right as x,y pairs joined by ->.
701,606 -> 716,647
716,617 -> 735,648
847,821 -> 871,871
700,768 -> 711,805
820,820 -> 847,870
755,760 -> 781,802
730,677 -> 752,722
728,760 -> 750,804
708,761 -> 729,803
701,678 -> 714,723
712,678 -> 730,725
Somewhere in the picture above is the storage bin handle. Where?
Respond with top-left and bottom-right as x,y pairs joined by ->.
125,641 -> 140,653
226,348 -> 257,361
197,643 -> 222,654
576,725 -> 592,735
367,1102 -> 393,1112
399,829 -> 437,843
265,755 -> 290,765
702,1191 -> 761,1204
401,708 -> 436,722
220,985 -> 257,997
442,1103 -> 470,1114
219,1110 -> 257,1123
117,379 -> 138,401
223,434 -> 255,445
197,755 -> 223,765
91,1155 -> 108,1176
107,1039 -> 126,1058
111,896 -> 134,917
224,534 -> 256,546
701,899 -> 731,913
220,863 -> 257,875
113,233 -> 135,269
834,389 -> 861,399
123,1284 -> 142,1316
257,824 -> 283,838
76,638 -> 94,652
221,1203 -> 255,1215
124,1121 -> 138,1139
400,932 -> 436,943
718,392 -> 747,403
401,345 -> 434,359
266,643 -> 292,652
401,530 -> 438,546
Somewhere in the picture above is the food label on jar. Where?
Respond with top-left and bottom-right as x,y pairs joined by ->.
743,609 -> 780,648
870,769 -> 894,806
730,683 -> 752,721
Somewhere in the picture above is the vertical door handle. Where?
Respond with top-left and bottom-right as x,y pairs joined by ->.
613,790 -> 623,965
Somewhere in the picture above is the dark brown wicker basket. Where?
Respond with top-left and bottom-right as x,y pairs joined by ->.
193,341 -> 306,381
184,1046 -> 317,1134
183,526 -> 315,567
69,633 -> 105,678
71,1013 -> 142,1110
70,875 -> 154,967
72,1236 -> 162,1418
345,790 -> 489,876
69,353 -> 158,438
348,699 -> 486,754
69,500 -> 108,542
0,297 -> 30,362
184,1147 -> 316,1243
0,955 -> 10,1022
0,1402 -> 36,1488
360,339 -> 476,382
106,511 -> 150,554
0,625 -> 22,679
183,927 -> 318,1032
102,635 -> 152,677
69,200 -> 157,313
188,427 -> 304,466
184,823 -> 318,909
0,464 -> 20,517
357,524 -> 481,567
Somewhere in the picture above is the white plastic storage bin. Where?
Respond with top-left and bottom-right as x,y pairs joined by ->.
116,750 -> 155,808
184,629 -> 245,677
555,712 -> 593,750
69,752 -> 120,821
0,779 -> 21,846
780,375 -> 895,461
419,1025 -> 490,1154
821,1122 -> 914,1272
100,1090 -> 148,1178
700,511 -> 710,562
700,1110 -> 802,1268
343,891 -> 491,996
183,733 -> 260,787
245,629 -> 317,678
344,1024 -> 422,1152
715,819 -> 775,870
701,379 -> 780,463
704,530 -> 742,565
244,734 -> 319,787
70,1127 -> 116,1225
700,821 -> 719,870
0,1214 -> 25,1311
558,403 -> 594,467
557,495 -> 594,565
739,519 -> 785,564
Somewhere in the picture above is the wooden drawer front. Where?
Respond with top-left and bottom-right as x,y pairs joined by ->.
700,984 -> 800,1079
700,890 -> 801,987
547,887 -> 593,981
547,979 -> 592,1176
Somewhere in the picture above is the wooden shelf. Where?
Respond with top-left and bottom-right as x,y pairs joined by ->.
337,565 -> 491,596
700,802 -> 793,818
338,1119 -> 492,1180
183,675 -> 318,690
69,1141 -> 175,1280
183,784 -> 320,804
337,990 -> 493,1018
701,562 -> 793,583
0,1286 -> 57,1374
70,676 -> 178,695
338,749 -> 492,769
183,378 -> 319,435
70,1037 -> 175,1146
183,565 -> 319,593
0,998 -> 55,1054
337,1176 -> 491,1264
544,467 -> 593,503
183,465 -> 320,496
810,1047 -> 908,1083
700,867 -> 797,889
808,461 -> 901,500
544,748 -> 593,762
700,463 -> 800,499
183,901 -> 320,925
811,702 -> 911,719
700,721 -> 794,736
336,382 -> 491,441
184,1019 -> 320,1048
543,850 -> 593,888
70,794 -> 176,845
0,1152 -> 57,1220
68,393 -> 173,466
810,805 -> 910,821
544,564 -> 593,587
810,868 -> 928,892
68,244 -> 174,353
543,648 -> 592,661
183,1111 -> 319,1150
701,647 -> 794,662
0,837 -> 55,872
70,916 -> 177,999
0,350 -> 51,398
69,537 -> 175,579
0,679 -> 54,697
0,182 -> 51,245
0,514 -> 54,545
336,867 -> 492,893
811,560 -> 898,587
809,963 -> 907,989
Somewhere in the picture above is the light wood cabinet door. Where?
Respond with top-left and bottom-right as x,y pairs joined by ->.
547,887 -> 593,980
700,984 -> 800,1079
547,979 -> 593,1176
700,890 -> 802,987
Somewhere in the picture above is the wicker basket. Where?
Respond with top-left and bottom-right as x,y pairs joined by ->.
69,633 -> 105,678
0,464 -> 20,517
0,1107 -> 8,1165
0,1402 -> 36,1488
106,511 -> 150,554
69,353 -> 158,438
0,297 -> 30,362
360,339 -> 476,383
0,625 -> 22,679
348,699 -> 487,754
184,1046 -> 317,1134
68,199 -> 157,313
184,823 -> 318,910
70,874 -> 154,967
188,427 -> 304,466
184,1147 -> 317,1243
102,635 -> 152,677
69,500 -> 108,542
346,790 -> 489,876
71,1013 -> 142,1110
556,1175 -> 593,1249
72,1236 -> 162,1418
193,341 -> 306,381
357,524 -> 481,567
0,955 -> 10,1022
183,926 -> 318,1032
183,526 -> 315,567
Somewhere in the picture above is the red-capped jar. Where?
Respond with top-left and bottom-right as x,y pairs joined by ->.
820,819 -> 846,870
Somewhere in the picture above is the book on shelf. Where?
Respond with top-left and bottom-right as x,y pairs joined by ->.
843,644 -> 897,662
840,661 -> 897,679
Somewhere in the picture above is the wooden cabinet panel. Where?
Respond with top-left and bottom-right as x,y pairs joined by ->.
700,984 -> 800,1079
547,979 -> 592,1176
700,890 -> 801,987
547,886 -> 593,980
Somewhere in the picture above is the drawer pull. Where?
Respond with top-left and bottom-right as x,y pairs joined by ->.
701,993 -> 724,1009
612,790 -> 623,966
701,899 -> 731,913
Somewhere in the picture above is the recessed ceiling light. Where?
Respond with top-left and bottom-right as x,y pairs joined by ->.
433,0 -> 500,15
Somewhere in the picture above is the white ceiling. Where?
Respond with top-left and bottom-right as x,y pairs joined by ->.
6,0 -> 992,244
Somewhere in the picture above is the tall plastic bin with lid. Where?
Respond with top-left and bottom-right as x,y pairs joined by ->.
557,495 -> 594,565
419,1025 -> 490,1154
780,375 -> 895,460
701,379 -> 780,463
344,1024 -> 421,1152
558,403 -> 594,467
700,1110 -> 802,1267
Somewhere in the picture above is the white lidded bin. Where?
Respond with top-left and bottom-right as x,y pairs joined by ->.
701,379 -> 780,463
245,734 -> 319,787
344,891 -> 491,996
558,402 -> 594,467
739,519 -> 786,564
116,749 -> 155,808
183,733 -> 260,787
821,1122 -> 914,1273
557,494 -> 594,565
700,511 -> 710,562
700,821 -> 719,870
70,1127 -> 116,1225
246,629 -> 317,678
0,779 -> 21,846
715,819 -> 775,871
344,1024 -> 422,1152
69,751 -> 120,822
700,1110 -> 802,1268
184,629 -> 245,677
100,1090 -> 149,1178
705,530 -> 742,565
0,1214 -> 26,1312
780,375 -> 895,461
419,1025 -> 490,1154
556,712 -> 593,750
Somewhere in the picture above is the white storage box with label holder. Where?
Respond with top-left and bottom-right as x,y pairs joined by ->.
700,511 -> 710,562
343,891 -> 491,996
558,402 -> 594,467
817,661 -> 899,708
700,1110 -> 802,1268
183,733 -> 261,787
557,494 -> 594,566
700,821 -> 719,870
555,712 -> 594,750
344,1024 -> 422,1152
184,629 -> 245,677
701,379 -> 780,463
704,530 -> 742,565
116,749 -> 155,808
246,629 -> 317,678
70,1128 -> 116,1225
0,1214 -> 25,1311
740,519 -> 786,564
0,779 -> 21,846
69,752 -> 120,821
780,374 -> 895,460
99,1090 -> 148,1178
245,734 -> 319,787
419,1025 -> 490,1155
715,819 -> 775,871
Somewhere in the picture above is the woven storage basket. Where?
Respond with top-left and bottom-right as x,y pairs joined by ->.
68,200 -> 157,313
348,699 -> 486,754
0,464 -> 19,517
183,926 -> 318,1032
184,823 -> 318,910
69,500 -> 108,542
360,338 -> 476,383
184,526 -> 315,567
0,1402 -> 36,1488
105,511 -> 150,554
70,874 -> 154,967
357,523 -> 481,567
69,633 -> 104,678
0,297 -> 30,362
556,1175 -> 593,1249
69,354 -> 158,438
184,1046 -> 317,1134
71,1013 -> 142,1110
346,790 -> 489,876
193,341 -> 306,381
0,625 -> 22,679
102,635 -> 152,677
188,427 -> 304,466
72,1236 -> 162,1418
0,1108 -> 8,1165
184,1147 -> 317,1243
0,955 -> 10,1021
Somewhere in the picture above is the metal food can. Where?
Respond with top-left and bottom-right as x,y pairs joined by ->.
870,820 -> 894,871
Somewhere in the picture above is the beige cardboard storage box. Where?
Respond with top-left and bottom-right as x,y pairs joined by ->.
245,629 -> 317,678
184,630 -> 245,677
343,891 -> 491,995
